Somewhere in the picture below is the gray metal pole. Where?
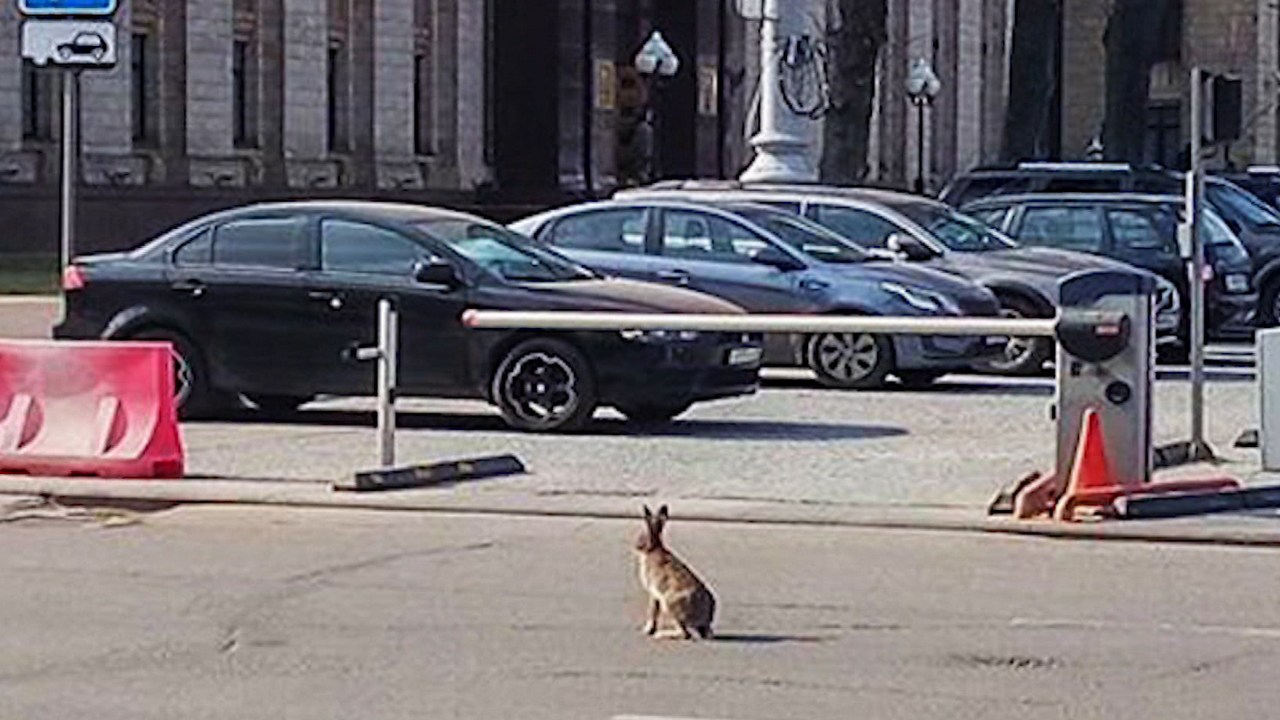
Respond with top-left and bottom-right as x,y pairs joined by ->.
60,70 -> 79,304
1188,67 -> 1209,458
376,298 -> 398,468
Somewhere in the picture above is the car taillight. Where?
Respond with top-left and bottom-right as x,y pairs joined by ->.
62,265 -> 86,291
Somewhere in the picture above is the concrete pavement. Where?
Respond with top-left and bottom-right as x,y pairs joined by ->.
1,504 -> 1278,720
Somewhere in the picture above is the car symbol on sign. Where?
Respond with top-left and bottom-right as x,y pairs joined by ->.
56,32 -> 108,61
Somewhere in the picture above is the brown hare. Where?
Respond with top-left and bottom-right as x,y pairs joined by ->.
634,504 -> 716,640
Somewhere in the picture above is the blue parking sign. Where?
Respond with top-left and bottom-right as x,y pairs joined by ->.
19,0 -> 117,16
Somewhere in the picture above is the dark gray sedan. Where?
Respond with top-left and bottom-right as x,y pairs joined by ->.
513,200 -> 1003,389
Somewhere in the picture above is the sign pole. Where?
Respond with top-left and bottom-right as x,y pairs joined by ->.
1188,67 -> 1210,460
60,68 -> 79,293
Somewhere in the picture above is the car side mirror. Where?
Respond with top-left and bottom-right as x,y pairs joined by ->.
414,257 -> 460,288
751,245 -> 805,272
886,233 -> 933,261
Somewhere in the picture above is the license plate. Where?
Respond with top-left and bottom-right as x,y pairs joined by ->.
727,347 -> 763,366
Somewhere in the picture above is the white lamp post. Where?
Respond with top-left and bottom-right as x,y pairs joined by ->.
905,57 -> 942,194
634,30 -> 679,182
740,0 -> 822,183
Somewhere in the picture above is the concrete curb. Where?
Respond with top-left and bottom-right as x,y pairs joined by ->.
3,476 -> 1280,547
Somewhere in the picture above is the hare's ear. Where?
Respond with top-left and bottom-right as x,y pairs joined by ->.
642,505 -> 653,523
656,505 -> 670,526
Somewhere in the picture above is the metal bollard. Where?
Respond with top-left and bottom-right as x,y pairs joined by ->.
353,298 -> 398,468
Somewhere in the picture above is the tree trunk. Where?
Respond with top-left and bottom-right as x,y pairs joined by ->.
1102,0 -> 1170,162
820,0 -> 888,184
1002,0 -> 1060,161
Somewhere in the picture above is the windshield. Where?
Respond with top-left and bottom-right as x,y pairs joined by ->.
1207,180 -> 1280,229
731,208 -> 870,264
415,219 -> 595,282
895,205 -> 1018,252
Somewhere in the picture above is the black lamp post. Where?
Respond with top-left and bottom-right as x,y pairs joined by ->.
634,30 -> 680,182
905,58 -> 941,195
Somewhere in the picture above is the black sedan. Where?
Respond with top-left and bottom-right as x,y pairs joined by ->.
54,201 -> 763,432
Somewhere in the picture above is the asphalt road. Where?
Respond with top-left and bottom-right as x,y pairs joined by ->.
1,503 -> 1277,720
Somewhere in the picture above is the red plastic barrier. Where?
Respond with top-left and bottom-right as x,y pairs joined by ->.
0,340 -> 185,478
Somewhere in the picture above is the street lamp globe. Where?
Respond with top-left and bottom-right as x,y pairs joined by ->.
905,58 -> 941,103
634,30 -> 679,78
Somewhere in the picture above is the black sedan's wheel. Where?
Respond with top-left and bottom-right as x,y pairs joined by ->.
492,338 -> 597,432
805,332 -> 894,389
982,299 -> 1053,376
129,328 -> 213,419
616,401 -> 692,425
245,394 -> 313,416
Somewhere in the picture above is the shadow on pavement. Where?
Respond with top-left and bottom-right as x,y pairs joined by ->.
711,633 -> 830,644
760,375 -> 1054,397
192,409 -> 907,443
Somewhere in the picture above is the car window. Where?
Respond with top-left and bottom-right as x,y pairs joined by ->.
173,229 -> 213,266
729,207 -> 867,263
547,209 -> 646,254
1206,181 -> 1280,229
1041,177 -> 1120,193
213,218 -> 302,270
415,219 -> 593,282
968,207 -> 1009,229
810,205 -> 900,249
1107,209 -> 1170,253
659,210 -> 763,263
894,205 -> 1016,252
321,219 -> 424,276
1017,207 -> 1104,252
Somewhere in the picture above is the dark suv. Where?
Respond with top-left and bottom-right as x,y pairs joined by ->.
963,194 -> 1256,342
944,162 -> 1280,323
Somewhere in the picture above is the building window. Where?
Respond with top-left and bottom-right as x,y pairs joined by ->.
414,54 -> 433,155
1144,102 -> 1180,169
131,32 -> 151,143
21,66 -> 54,141
232,39 -> 258,148
327,44 -> 348,152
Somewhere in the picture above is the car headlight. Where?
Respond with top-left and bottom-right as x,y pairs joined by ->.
880,282 -> 953,313
619,329 -> 701,343
1224,273 -> 1251,293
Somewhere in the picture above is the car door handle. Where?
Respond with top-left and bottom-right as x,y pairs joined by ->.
656,269 -> 691,285
799,278 -> 830,292
308,290 -> 344,310
170,279 -> 205,298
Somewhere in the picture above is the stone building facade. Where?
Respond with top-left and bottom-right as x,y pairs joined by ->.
1061,0 -> 1280,168
10,0 -> 1270,255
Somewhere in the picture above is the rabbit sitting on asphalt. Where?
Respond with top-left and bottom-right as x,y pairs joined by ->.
634,504 -> 716,640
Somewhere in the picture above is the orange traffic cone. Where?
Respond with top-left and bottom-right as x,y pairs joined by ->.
1053,408 -> 1114,521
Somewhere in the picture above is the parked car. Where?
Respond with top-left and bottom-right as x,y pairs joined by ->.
53,201 -> 764,432
615,182 -> 1182,375
512,199 -> 1003,389
963,193 -> 1256,343
943,162 -> 1280,323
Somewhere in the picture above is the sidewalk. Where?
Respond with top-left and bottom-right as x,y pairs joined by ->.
4,473 -> 1280,547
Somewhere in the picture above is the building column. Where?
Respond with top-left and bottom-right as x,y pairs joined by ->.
557,0 -> 587,192
424,0 -> 459,188
1059,0 -> 1109,159
1253,0 -> 1278,164
81,0 -> 143,187
455,0 -> 488,188
980,0 -> 1012,160
282,0 -> 335,188
184,0 -> 239,186
371,0 -> 420,189
0,1 -> 36,185
954,0 -> 984,173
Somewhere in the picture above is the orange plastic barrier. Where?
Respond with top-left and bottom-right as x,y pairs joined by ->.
0,340 -> 185,478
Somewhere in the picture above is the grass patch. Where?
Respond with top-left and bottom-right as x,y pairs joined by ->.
0,254 -> 58,295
